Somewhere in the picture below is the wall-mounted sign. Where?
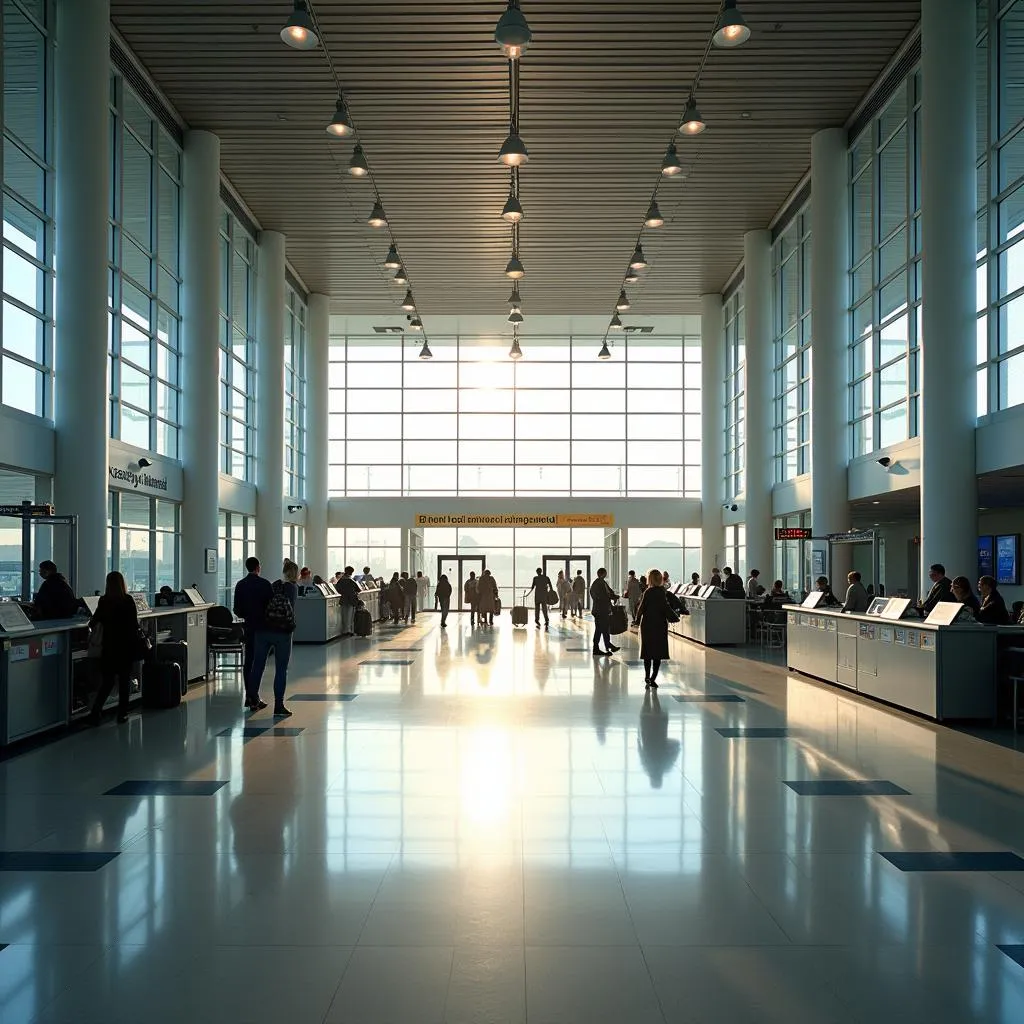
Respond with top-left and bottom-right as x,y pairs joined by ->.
828,530 -> 875,545
415,513 -> 614,528
0,503 -> 54,518
204,548 -> 218,574
996,534 -> 1020,586
108,466 -> 168,492
774,528 -> 812,541
978,535 -> 994,578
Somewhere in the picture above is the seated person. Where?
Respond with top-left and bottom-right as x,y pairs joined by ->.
841,571 -> 871,614
977,576 -> 1011,625
919,563 -> 954,617
951,576 -> 981,617
767,580 -> 792,605
814,575 -> 841,607
32,561 -> 79,620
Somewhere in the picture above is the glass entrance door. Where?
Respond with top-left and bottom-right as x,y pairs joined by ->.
437,555 -> 486,611
543,554 -> 592,610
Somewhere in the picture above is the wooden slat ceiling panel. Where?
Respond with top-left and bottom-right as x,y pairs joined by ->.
111,0 -> 920,318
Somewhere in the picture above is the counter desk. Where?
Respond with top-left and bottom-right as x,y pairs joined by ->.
784,601 -> 1024,721
293,585 -> 382,643
670,588 -> 747,647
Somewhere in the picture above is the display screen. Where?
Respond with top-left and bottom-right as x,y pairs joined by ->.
996,534 -> 1020,586
775,527 -> 812,540
978,535 -> 994,578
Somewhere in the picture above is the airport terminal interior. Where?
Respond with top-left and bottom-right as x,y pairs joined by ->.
3,0 -> 1024,1020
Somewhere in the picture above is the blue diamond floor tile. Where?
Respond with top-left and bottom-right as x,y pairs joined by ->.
217,727 -> 305,739
0,852 -> 119,872
104,780 -> 227,797
290,693 -> 359,701
717,728 -> 794,738
882,851 -> 1024,872
360,660 -> 415,666
785,780 -> 911,796
998,946 -> 1024,968
673,694 -> 745,703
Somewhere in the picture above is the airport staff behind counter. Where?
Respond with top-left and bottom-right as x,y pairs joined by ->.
30,560 -> 79,620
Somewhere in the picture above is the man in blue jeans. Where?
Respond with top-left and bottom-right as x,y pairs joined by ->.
232,556 -> 272,711
248,563 -> 299,716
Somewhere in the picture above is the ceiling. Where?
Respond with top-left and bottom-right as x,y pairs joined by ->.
110,0 -> 921,319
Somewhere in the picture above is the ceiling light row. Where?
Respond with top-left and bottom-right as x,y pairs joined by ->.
598,0 -> 751,357
279,1 -> 433,356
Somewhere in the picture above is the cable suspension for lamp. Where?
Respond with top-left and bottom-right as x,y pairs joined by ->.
597,0 -> 749,358
292,1 -> 433,353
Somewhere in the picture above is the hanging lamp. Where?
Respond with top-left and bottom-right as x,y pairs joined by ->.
624,268 -> 640,285
645,199 -> 665,228
409,316 -> 423,330
401,289 -> 416,312
713,0 -> 751,48
629,245 -> 648,270
280,0 -> 318,49
679,97 -> 707,136
498,132 -> 529,166
616,290 -> 631,312
505,253 -> 525,279
368,200 -> 387,227
495,0 -> 533,59
598,341 -> 612,360
326,95 -> 354,137
509,335 -> 524,360
610,312 -> 624,330
392,266 -> 408,286
384,245 -> 401,270
348,144 -> 369,176
508,309 -> 525,325
662,142 -> 684,176
418,340 -> 433,360
501,192 -> 524,223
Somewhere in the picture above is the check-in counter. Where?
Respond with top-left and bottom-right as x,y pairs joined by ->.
294,583 -> 343,643
358,584 -> 381,623
785,599 -> 1023,721
671,586 -> 747,647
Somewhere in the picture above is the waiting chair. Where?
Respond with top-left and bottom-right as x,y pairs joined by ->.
207,605 -> 245,674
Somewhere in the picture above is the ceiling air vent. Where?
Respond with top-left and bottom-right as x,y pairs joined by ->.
373,326 -> 404,334
623,325 -> 654,334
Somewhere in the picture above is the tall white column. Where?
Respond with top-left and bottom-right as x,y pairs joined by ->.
920,0 -> 977,593
742,230 -> 774,578
53,0 -> 109,596
256,231 -> 287,577
306,293 -> 330,574
700,293 -> 725,577
810,127 -> 853,585
180,130 -> 222,595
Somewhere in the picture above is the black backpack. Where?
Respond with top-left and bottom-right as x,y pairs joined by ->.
264,580 -> 296,633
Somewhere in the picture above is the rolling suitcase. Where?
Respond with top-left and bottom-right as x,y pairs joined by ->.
354,606 -> 373,637
511,596 -> 529,627
156,640 -> 189,694
608,604 -> 628,636
142,660 -> 182,709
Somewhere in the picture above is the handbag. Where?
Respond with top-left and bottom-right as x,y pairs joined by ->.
545,589 -> 559,606
134,627 -> 153,661
665,605 -> 681,624
87,623 -> 104,659
494,597 -> 502,615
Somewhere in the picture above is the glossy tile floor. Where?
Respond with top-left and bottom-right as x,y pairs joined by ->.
4,615 -> 1024,1022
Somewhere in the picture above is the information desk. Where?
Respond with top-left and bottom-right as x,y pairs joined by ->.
670,590 -> 747,647
294,584 -> 343,643
785,604 -> 1021,721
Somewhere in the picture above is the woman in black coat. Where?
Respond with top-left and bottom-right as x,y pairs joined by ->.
435,574 -> 453,628
635,568 -> 671,688
89,570 -> 140,724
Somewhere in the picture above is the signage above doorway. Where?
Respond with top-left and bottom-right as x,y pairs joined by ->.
415,513 -> 614,528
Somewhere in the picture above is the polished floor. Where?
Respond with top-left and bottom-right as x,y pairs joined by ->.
3,613 -> 1024,1022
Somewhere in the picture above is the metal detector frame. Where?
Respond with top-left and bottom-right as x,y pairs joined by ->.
0,501 -> 79,601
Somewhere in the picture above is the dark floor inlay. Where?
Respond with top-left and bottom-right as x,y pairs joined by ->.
105,780 -> 227,797
673,694 -> 745,703
883,851 -> 1024,872
718,728 -> 794,738
290,693 -> 358,701
785,780 -> 910,797
217,726 -> 305,738
360,659 -> 415,666
0,943 -> 7,953
0,851 -> 119,872
378,648 -> 422,653
998,946 -> 1024,969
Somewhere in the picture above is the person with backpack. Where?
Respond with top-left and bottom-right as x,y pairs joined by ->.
571,570 -> 587,617
248,558 -> 298,716
387,572 -> 404,625
400,571 -> 418,624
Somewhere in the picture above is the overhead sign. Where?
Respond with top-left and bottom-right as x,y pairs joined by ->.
827,530 -> 875,545
109,466 -> 168,492
774,528 -> 812,541
415,513 -> 614,528
0,503 -> 54,518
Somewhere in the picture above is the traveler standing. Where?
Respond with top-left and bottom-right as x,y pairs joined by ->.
400,571 -> 417,624
624,570 -> 641,621
233,556 -> 273,710
746,569 -> 761,598
709,567 -> 723,587
88,570 -> 140,725
478,569 -> 499,626
336,566 -> 361,636
464,571 -> 479,626
388,572 -> 404,624
589,567 -> 619,656
635,568 -> 671,688
572,569 -> 587,617
527,567 -> 553,629
722,567 -> 745,599
248,559 -> 298,716
435,574 -> 453,627
556,570 -> 572,619
841,571 -> 871,614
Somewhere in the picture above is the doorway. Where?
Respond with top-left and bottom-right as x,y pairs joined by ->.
542,554 -> 591,610
437,555 -> 486,611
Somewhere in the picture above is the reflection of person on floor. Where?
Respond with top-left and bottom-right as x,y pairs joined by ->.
532,632 -> 551,692
638,690 -> 680,788
435,630 -> 451,685
591,656 -> 613,743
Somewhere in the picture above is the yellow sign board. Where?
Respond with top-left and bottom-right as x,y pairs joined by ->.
415,513 -> 614,528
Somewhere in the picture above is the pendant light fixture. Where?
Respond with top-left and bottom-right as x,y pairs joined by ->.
326,94 -> 355,137
501,192 -> 524,223
610,312 -> 624,330
507,309 -> 524,325
629,244 -> 648,270
280,0 -> 319,49
401,289 -> 416,312
508,284 -> 523,310
661,142 -> 684,176
418,340 -> 433,360
624,267 -> 640,285
409,315 -> 423,330
495,0 -> 532,59
498,132 -> 529,166
348,144 -> 369,176
679,97 -> 707,136
616,290 -> 631,312
392,266 -> 408,286
598,341 -> 612,361
713,0 -> 751,48
509,333 -> 524,360
367,199 -> 387,228
505,253 -> 525,279
384,245 -> 401,270
645,198 -> 665,228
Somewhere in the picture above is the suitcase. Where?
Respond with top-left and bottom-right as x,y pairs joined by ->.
511,605 -> 529,627
156,640 -> 189,694
354,606 -> 373,637
608,604 -> 628,636
142,661 -> 182,709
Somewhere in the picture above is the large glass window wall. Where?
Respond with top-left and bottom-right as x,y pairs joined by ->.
218,510 -> 255,606
848,68 -> 922,455
219,210 -> 257,481
773,512 -> 812,598
2,0 -> 53,418
723,288 -> 745,498
328,527 -> 402,577
772,209 -> 812,481
283,523 -> 304,568
108,70 -> 182,457
328,335 -> 701,498
107,491 -> 179,593
977,0 -> 1024,412
284,286 -> 307,498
